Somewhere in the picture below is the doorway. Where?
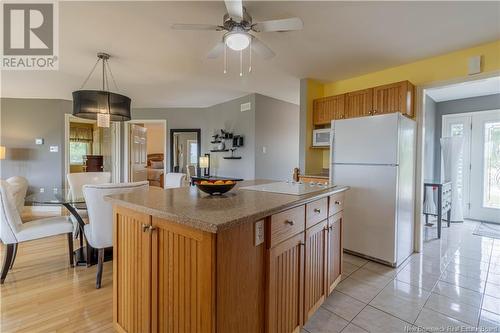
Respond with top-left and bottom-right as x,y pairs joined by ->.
170,129 -> 201,180
64,115 -> 120,186
443,110 -> 500,223
124,120 -> 167,188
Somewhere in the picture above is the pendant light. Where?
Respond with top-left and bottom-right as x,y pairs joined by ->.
72,52 -> 131,127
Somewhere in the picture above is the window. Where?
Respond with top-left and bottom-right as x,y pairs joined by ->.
483,121 -> 500,209
189,142 -> 198,165
70,142 -> 89,164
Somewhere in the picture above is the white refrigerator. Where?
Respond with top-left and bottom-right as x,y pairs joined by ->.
330,113 -> 416,267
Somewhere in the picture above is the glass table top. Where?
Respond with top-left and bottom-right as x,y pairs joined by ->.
25,188 -> 85,205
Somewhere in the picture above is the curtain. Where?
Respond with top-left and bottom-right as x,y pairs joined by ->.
70,126 -> 93,142
440,136 -> 464,222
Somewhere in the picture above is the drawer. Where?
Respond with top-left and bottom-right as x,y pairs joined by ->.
329,192 -> 345,216
269,205 -> 305,248
306,197 -> 328,229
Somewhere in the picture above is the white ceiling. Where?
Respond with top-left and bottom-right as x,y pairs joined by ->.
2,1 -> 500,107
426,76 -> 500,102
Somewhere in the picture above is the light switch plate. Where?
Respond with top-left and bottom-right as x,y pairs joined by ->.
255,220 -> 264,246
35,138 -> 44,145
49,146 -> 58,152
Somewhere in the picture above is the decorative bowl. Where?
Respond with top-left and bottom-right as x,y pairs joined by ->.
195,181 -> 236,195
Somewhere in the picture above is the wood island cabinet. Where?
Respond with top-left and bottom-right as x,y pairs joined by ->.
113,189 -> 347,333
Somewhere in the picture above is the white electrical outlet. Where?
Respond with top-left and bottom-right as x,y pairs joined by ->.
35,138 -> 44,145
262,146 -> 267,154
49,146 -> 58,152
40,188 -> 45,193
255,220 -> 264,246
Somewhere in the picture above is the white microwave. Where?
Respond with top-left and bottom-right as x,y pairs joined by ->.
312,128 -> 331,147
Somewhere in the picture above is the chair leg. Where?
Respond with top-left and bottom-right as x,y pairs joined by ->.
9,243 -> 18,270
1,244 -> 15,284
67,233 -> 74,267
96,248 -> 104,289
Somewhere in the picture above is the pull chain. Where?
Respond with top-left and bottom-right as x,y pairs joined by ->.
239,50 -> 243,77
249,41 -> 252,73
223,44 -> 227,74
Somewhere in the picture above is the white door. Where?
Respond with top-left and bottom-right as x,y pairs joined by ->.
442,115 -> 472,218
470,110 -> 500,223
130,124 -> 148,182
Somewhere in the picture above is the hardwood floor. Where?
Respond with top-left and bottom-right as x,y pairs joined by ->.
1,216 -> 113,332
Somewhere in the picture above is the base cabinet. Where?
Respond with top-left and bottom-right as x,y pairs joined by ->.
267,232 -> 305,333
327,212 -> 343,294
304,220 -> 328,321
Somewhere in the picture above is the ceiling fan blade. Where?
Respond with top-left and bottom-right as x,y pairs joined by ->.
254,17 -> 303,32
224,0 -> 243,21
251,37 -> 275,59
171,24 -> 221,31
207,42 -> 225,59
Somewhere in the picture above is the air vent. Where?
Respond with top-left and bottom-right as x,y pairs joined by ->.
240,102 -> 251,112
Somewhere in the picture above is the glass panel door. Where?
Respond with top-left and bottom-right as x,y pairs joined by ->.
470,110 -> 500,223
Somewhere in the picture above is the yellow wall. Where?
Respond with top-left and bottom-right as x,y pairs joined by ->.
305,40 -> 500,173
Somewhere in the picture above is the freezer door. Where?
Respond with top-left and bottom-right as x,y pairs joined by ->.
333,164 -> 397,264
332,113 -> 399,165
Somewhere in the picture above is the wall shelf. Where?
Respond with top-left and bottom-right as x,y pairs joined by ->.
210,149 -> 229,152
223,156 -> 242,160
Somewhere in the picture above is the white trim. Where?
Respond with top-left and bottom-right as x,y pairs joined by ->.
123,119 -> 167,183
414,70 -> 500,252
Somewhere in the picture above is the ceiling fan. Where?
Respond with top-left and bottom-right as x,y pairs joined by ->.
171,0 -> 303,61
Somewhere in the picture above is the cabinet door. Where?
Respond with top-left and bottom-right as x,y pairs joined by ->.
313,99 -> 330,125
113,207 -> 152,333
372,81 -> 414,117
345,88 -> 373,118
313,95 -> 346,125
267,232 -> 305,333
151,217 -> 215,333
304,220 -> 328,321
327,213 -> 343,295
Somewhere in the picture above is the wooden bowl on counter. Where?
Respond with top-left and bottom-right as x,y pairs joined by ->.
195,181 -> 236,195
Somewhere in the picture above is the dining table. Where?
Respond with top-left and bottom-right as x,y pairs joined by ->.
25,188 -> 111,266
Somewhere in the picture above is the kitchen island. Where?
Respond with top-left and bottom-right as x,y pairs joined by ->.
108,180 -> 348,333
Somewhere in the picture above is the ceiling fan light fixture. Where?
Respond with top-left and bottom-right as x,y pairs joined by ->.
224,32 -> 250,51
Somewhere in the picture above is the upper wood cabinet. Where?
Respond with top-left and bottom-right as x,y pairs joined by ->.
313,94 -> 345,125
345,88 -> 373,118
372,81 -> 414,117
313,80 -> 415,124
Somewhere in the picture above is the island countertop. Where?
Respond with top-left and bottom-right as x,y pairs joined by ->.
107,180 -> 348,233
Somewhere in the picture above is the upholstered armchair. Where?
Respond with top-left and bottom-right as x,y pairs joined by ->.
163,173 -> 186,189
83,181 -> 149,288
0,180 -> 74,284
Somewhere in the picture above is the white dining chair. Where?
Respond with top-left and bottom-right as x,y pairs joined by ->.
5,176 -> 28,214
83,181 -> 149,288
164,173 -> 186,189
0,180 -> 74,284
67,172 -> 111,215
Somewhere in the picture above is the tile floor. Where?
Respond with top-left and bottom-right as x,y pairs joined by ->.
302,220 -> 500,333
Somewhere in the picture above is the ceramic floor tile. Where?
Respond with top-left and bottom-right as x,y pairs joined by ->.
352,305 -> 412,333
343,253 -> 369,267
453,250 -> 491,263
303,307 -> 349,333
415,307 -> 476,332
486,271 -> 500,286
349,268 -> 394,289
340,323 -> 368,333
342,262 -> 361,278
370,289 -> 428,323
439,270 -> 486,293
363,261 -> 401,277
335,276 -> 384,303
479,310 -> 500,330
431,280 -> 483,308
445,264 -> 489,280
322,291 -> 366,322
395,264 -> 440,291
424,293 -> 481,326
482,294 -> 500,315
485,282 -> 500,298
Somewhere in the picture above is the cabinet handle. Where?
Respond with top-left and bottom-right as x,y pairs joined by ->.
299,241 -> 305,246
335,201 -> 341,205
314,208 -> 321,213
141,224 -> 149,232
148,225 -> 156,232
373,110 -> 377,114
285,220 -> 295,226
